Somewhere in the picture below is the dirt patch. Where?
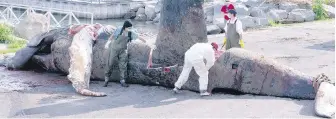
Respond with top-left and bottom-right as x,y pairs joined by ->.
318,65 -> 328,68
306,40 -> 335,51
277,37 -> 304,43
0,67 -> 70,93
0,79 -> 31,93
38,94 -> 83,104
275,56 -> 301,62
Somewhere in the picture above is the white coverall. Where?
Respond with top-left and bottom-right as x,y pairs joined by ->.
174,43 -> 216,91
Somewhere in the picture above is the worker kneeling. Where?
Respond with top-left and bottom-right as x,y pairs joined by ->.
173,42 -> 218,96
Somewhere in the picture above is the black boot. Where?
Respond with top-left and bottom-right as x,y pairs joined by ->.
120,80 -> 129,87
103,76 -> 109,87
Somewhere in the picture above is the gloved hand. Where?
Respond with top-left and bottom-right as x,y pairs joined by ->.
223,38 -> 227,45
221,38 -> 227,50
239,39 -> 245,48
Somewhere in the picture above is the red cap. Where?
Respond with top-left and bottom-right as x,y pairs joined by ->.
211,42 -> 218,51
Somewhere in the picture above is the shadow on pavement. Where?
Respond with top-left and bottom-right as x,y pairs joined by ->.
306,40 -> 335,52
11,81 -> 315,118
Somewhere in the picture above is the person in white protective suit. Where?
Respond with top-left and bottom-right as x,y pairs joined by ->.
173,42 -> 219,96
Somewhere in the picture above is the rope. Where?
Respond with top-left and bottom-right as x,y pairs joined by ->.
147,47 -> 154,69
256,0 -> 267,8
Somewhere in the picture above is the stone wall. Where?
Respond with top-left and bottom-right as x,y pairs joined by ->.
124,0 -> 161,23
124,0 -> 335,35
205,0 -> 334,35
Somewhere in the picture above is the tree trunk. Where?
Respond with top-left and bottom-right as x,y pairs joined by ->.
152,0 -> 208,66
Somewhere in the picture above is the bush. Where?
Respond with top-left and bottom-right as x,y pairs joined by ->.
7,37 -> 27,49
313,0 -> 329,20
0,23 -> 26,54
0,23 -> 26,48
0,36 -> 26,54
0,24 -> 13,43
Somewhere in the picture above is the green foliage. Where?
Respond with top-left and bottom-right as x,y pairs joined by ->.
313,0 -> 329,20
7,37 -> 27,49
0,37 -> 26,54
268,20 -> 282,27
0,24 -> 13,43
0,23 -> 26,54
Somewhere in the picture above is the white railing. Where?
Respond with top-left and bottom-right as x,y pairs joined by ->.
0,3 -> 94,28
66,0 -> 150,4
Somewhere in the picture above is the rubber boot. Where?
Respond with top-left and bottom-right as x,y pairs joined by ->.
103,76 -> 109,87
120,80 -> 129,87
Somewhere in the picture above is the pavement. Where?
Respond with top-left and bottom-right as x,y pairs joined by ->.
0,44 -> 7,50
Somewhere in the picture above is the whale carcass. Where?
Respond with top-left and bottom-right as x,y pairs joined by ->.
1,0 -> 334,117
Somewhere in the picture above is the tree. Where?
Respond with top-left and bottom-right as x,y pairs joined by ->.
152,0 -> 208,66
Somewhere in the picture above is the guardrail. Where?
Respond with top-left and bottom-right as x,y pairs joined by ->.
66,0 -> 150,4
0,2 -> 94,28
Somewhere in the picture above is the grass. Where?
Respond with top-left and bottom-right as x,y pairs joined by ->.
268,20 -> 283,27
5,35 -> 27,49
7,40 -> 26,49
0,48 -> 22,54
0,23 -> 27,54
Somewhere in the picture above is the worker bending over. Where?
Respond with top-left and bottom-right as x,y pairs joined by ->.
173,42 -> 219,96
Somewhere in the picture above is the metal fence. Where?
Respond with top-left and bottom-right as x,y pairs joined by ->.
66,0 -> 148,4
0,2 -> 94,28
